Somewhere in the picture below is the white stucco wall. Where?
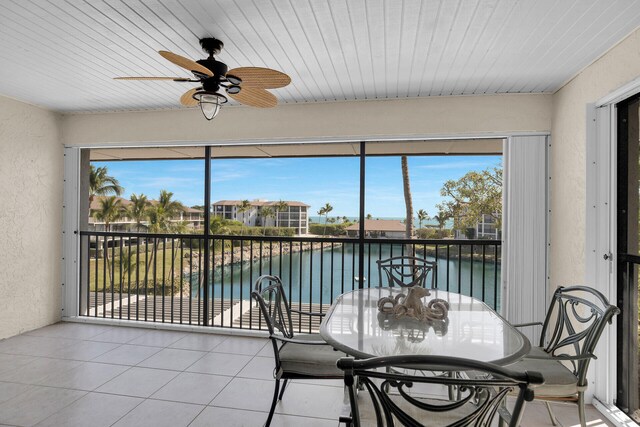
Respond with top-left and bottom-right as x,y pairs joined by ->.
61,93 -> 552,146
0,82 -> 550,342
0,95 -> 62,339
551,28 -> 640,287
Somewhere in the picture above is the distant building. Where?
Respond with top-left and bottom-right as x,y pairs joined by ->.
345,219 -> 407,239
89,196 -> 204,231
454,213 -> 501,240
181,206 -> 205,228
212,199 -> 310,235
89,197 -> 133,232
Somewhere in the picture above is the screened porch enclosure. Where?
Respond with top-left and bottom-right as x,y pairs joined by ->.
71,136 -> 548,340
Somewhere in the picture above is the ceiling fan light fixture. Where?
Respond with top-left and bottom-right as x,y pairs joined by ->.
193,91 -> 227,121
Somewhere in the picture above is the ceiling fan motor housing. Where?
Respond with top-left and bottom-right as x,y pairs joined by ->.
202,78 -> 221,93
196,59 -> 228,79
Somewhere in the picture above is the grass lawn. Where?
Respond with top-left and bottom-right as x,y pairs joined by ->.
88,243 -> 197,293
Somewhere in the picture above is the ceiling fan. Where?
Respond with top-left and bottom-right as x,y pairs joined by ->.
114,37 -> 291,120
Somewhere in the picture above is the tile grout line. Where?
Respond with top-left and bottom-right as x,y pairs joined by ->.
199,338 -> 270,407
102,335 -> 270,426
106,394 -> 147,427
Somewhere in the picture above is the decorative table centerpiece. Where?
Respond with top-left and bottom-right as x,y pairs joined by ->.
377,287 -> 450,322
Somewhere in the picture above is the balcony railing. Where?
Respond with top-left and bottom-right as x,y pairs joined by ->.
78,231 -> 501,333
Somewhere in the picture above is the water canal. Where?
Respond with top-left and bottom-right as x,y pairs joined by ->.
196,243 -> 501,310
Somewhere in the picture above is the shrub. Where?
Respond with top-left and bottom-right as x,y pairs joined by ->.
309,223 -> 347,236
416,228 -> 452,239
263,227 -> 296,237
180,237 -> 205,249
225,226 -> 296,237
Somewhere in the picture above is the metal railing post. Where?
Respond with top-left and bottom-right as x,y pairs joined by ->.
358,141 -> 366,289
203,147 -> 212,326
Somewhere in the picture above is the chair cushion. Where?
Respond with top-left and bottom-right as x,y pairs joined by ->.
508,346 -> 578,397
278,334 -> 344,378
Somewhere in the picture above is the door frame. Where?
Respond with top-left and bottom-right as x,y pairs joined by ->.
587,78 -> 640,425
615,94 -> 640,417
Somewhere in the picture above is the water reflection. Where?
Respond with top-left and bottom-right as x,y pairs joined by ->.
195,243 -> 501,310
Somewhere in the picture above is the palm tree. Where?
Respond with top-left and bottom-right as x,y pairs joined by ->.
401,156 -> 414,255
147,190 -> 184,233
417,209 -> 429,230
274,200 -> 289,228
210,215 -> 231,235
260,206 -> 275,235
433,212 -> 448,236
318,202 -> 333,235
317,206 -> 326,234
145,190 -> 185,277
146,206 -> 165,233
128,193 -> 150,232
118,247 -> 140,289
366,213 -> 373,220
93,196 -> 123,232
170,220 -> 189,234
236,200 -> 252,235
158,190 -> 184,218
158,217 -> 190,288
93,196 -> 123,286
89,165 -> 123,206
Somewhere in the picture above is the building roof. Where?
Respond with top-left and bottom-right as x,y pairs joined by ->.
345,219 -> 406,232
90,196 -> 132,210
213,200 -> 310,208
182,206 -> 204,214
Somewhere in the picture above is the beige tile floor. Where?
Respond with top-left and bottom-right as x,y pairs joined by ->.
0,322 -> 615,427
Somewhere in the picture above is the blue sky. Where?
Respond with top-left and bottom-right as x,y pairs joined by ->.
94,155 -> 501,218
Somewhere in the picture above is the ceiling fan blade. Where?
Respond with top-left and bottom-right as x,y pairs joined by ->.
227,67 -> 291,88
228,87 -> 277,108
159,51 -> 213,77
180,88 -> 200,107
114,76 -> 193,81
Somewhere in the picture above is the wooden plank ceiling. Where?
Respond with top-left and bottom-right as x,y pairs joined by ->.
1,0 -> 639,113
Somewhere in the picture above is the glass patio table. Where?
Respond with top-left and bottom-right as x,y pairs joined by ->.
320,287 -> 531,366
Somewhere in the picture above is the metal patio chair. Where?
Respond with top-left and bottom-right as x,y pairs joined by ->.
251,274 -> 344,427
506,285 -> 620,427
377,256 -> 437,289
377,255 -> 449,394
337,354 -> 544,427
